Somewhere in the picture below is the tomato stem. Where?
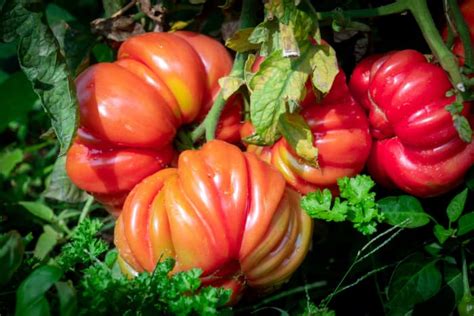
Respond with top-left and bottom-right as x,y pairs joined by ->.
316,0 -> 409,20
317,0 -> 467,97
462,247 -> 471,296
407,0 -> 465,94
191,0 -> 257,142
446,0 -> 474,71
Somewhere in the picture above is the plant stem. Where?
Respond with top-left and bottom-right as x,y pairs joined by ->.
407,0 -> 465,93
316,0 -> 409,20
78,195 -> 94,224
237,280 -> 327,312
191,0 -> 256,142
316,0 -> 466,94
462,247 -> 471,295
447,0 -> 474,70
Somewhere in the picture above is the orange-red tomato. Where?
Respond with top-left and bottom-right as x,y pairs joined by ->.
246,70 -> 372,194
114,140 -> 313,304
66,32 -> 242,214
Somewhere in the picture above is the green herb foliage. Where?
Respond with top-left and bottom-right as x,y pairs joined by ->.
301,175 -> 384,235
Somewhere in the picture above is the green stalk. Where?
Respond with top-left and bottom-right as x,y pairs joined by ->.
316,0 -> 409,20
447,0 -> 474,70
407,0 -> 465,93
462,247 -> 471,296
191,0 -> 256,142
317,0 -> 466,94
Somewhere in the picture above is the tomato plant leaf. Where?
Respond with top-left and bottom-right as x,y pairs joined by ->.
19,201 -> 55,223
0,71 -> 38,133
386,254 -> 441,316
225,27 -> 260,53
102,0 -> 126,17
433,224 -> 454,244
278,112 -> 318,165
446,101 -> 472,143
310,45 -> 339,94
19,201 -> 55,224
0,0 -> 79,156
34,225 -> 61,260
447,188 -> 468,223
457,212 -> 474,236
0,148 -> 23,178
43,156 -> 89,203
0,231 -> 25,286
444,265 -> 464,308
55,281 -> 78,316
218,75 -> 245,100
15,265 -> 63,316
249,46 -> 315,144
378,195 -> 430,228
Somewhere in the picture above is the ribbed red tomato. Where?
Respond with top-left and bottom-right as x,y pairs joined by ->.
246,70 -> 372,194
349,49 -> 474,197
66,32 -> 242,214
114,140 -> 313,304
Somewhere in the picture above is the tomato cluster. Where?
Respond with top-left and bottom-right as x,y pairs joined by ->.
66,13 -> 474,302
66,31 -> 241,215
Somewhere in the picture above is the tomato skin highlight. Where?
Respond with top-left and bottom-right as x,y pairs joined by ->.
66,32 -> 242,214
349,49 -> 474,197
246,70 -> 372,194
114,140 -> 313,304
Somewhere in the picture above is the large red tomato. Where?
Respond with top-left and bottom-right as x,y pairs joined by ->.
246,70 -> 372,194
114,140 -> 313,304
66,32 -> 242,214
349,50 -> 474,197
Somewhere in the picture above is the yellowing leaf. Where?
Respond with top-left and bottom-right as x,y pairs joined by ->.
170,20 -> 193,32
218,76 -> 244,100
278,112 -> 318,165
249,46 -> 314,144
225,28 -> 260,53
310,45 -> 339,94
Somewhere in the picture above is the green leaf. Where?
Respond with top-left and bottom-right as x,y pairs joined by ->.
386,254 -> 441,316
444,266 -> 464,307
19,201 -> 55,223
433,224 -> 454,244
225,28 -> 260,53
0,42 -> 17,59
34,225 -> 60,260
218,76 -> 245,100
378,195 -> 430,228
92,43 -> 115,63
0,71 -> 38,133
249,45 -> 314,144
55,281 -> 78,316
45,3 -> 75,26
15,265 -> 63,316
338,175 -> 382,235
446,102 -> 472,143
249,19 -> 280,56
0,231 -> 25,286
102,0 -> 126,17
0,148 -> 24,178
43,156 -> 89,203
301,189 -> 348,222
278,112 -> 318,165
309,45 -> 339,94
457,212 -> 474,236
279,22 -> 299,57
1,0 -> 79,155
466,167 -> 474,191
447,188 -> 468,223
